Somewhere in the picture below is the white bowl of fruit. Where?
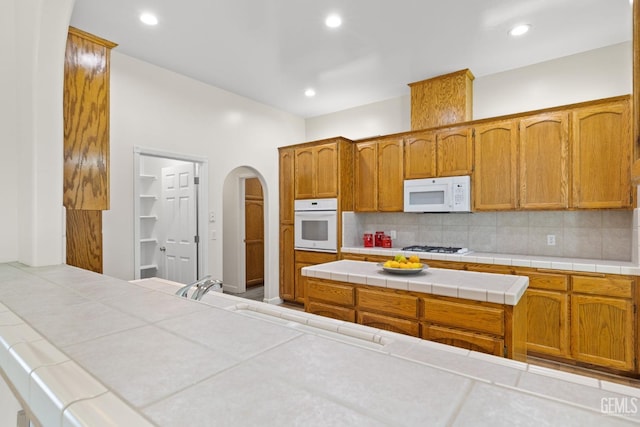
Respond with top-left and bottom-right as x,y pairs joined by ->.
379,255 -> 427,275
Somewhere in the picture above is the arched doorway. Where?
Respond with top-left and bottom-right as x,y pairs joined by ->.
222,167 -> 268,302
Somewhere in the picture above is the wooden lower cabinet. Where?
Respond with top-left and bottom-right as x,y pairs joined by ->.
526,289 -> 570,358
571,293 -> 634,371
303,276 -> 525,360
422,324 -> 504,357
293,251 -> 337,304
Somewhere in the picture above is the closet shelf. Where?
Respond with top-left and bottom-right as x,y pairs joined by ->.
140,215 -> 158,220
140,174 -> 157,180
140,238 -> 158,243
140,194 -> 157,200
140,264 -> 158,271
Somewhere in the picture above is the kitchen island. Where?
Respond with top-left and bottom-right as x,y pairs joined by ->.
1,262 -> 639,426
301,260 -> 529,360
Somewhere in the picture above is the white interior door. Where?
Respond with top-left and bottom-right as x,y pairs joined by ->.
161,163 -> 197,284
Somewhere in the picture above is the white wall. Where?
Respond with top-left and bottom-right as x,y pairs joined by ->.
0,0 -> 74,265
305,42 -> 632,141
104,52 -> 305,302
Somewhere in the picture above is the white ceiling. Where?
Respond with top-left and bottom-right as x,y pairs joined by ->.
70,0 -> 632,118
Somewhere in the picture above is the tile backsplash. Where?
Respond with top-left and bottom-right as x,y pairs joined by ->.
343,210 -> 636,262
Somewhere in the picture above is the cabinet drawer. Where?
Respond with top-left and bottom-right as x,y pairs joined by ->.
422,297 -> 504,336
295,250 -> 337,264
524,271 -> 568,291
466,264 -> 513,274
307,301 -> 355,322
357,288 -> 419,319
422,324 -> 504,357
572,276 -> 633,298
357,311 -> 420,337
306,279 -> 355,306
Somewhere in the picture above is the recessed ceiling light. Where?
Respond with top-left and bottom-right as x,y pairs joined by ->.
304,88 -> 316,97
325,14 -> 342,28
140,13 -> 158,26
509,24 -> 531,36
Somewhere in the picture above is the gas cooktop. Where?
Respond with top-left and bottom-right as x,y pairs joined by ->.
401,245 -> 471,254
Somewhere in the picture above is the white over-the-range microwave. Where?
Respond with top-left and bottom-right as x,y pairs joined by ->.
403,175 -> 471,213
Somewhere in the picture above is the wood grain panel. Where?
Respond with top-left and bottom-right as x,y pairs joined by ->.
526,289 -> 569,357
473,120 -> 518,211
572,276 -> 633,299
422,324 -> 504,357
357,288 -> 418,318
409,69 -> 474,130
571,99 -> 632,209
307,301 -> 355,322
436,127 -> 473,177
519,112 -> 569,209
63,27 -> 116,210
245,178 -> 264,287
358,311 -> 420,336
403,131 -> 436,179
315,143 -> 338,198
279,225 -> 295,301
377,137 -> 404,211
306,279 -> 355,306
354,142 -> 378,212
66,209 -> 102,273
571,294 -> 634,371
278,148 -> 295,224
422,297 -> 504,335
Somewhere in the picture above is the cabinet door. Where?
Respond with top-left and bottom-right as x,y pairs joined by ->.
354,142 -> 378,212
279,148 -> 295,223
436,127 -> 473,176
519,112 -> 569,209
571,99 -> 632,208
307,301 -> 355,322
279,225 -> 295,301
422,324 -> 504,357
526,289 -> 569,358
294,147 -> 315,199
377,138 -> 404,211
473,120 -> 518,211
315,143 -> 338,198
570,294 -> 634,371
404,131 -> 436,179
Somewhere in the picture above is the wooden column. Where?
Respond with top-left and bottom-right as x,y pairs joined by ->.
63,27 -> 117,273
633,0 -> 640,184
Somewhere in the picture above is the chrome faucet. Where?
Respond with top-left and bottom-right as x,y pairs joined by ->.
175,276 -> 223,300
192,278 -> 222,300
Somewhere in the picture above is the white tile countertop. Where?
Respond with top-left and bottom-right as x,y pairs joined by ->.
302,259 -> 529,305
1,263 -> 640,426
342,246 -> 640,276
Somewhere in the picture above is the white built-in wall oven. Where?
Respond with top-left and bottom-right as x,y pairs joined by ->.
294,198 -> 338,253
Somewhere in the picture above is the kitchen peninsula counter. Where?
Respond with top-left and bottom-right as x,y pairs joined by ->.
1,263 -> 640,426
301,259 -> 529,305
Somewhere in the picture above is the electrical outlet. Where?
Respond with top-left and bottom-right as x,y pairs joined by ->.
389,230 -> 397,239
209,211 -> 215,222
546,234 -> 556,246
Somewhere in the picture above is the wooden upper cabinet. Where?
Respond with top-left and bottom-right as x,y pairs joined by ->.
354,138 -> 404,212
354,141 -> 378,212
294,142 -> 338,199
473,120 -> 518,211
63,27 -> 117,210
377,137 -> 404,211
519,112 -> 570,210
279,148 -> 295,223
409,69 -> 474,130
316,143 -> 339,198
404,131 -> 437,179
571,98 -> 632,209
436,127 -> 473,177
